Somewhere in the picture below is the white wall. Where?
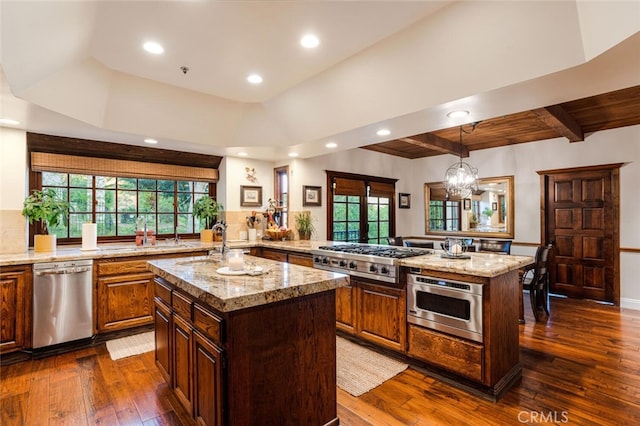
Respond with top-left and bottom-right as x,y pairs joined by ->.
0,127 -> 27,253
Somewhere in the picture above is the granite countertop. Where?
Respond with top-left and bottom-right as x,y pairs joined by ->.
148,254 -> 349,312
0,239 -> 341,266
399,251 -> 534,277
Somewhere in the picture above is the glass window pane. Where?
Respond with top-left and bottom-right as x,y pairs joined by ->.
368,222 -> 379,238
69,174 -> 91,187
194,182 -> 209,193
178,193 -> 193,213
348,196 -> 359,203
158,214 -> 175,234
118,190 -> 136,212
333,203 -> 346,221
42,172 -> 67,186
70,188 -> 92,212
96,176 -> 116,189
138,179 -> 156,190
96,189 -> 116,212
49,223 -> 68,239
158,192 -> 174,213
368,203 -> 378,221
334,195 -> 346,202
178,214 -> 194,233
138,192 -> 156,212
177,181 -> 192,192
118,213 -> 137,236
379,203 -> 389,221
379,222 -> 389,238
96,213 -> 116,236
347,204 -> 360,221
117,177 -> 136,190
69,213 -> 91,237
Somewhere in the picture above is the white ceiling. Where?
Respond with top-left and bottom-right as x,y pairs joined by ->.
1,1 -> 639,160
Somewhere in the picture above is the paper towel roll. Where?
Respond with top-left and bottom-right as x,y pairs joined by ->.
82,223 -> 98,250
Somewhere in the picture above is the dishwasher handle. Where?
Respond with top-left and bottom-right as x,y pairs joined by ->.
34,266 -> 92,276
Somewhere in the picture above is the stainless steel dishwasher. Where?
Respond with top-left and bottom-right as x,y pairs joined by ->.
33,259 -> 94,348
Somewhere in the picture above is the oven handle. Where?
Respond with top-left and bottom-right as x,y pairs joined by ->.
409,281 -> 476,299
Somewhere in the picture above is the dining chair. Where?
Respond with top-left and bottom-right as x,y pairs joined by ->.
404,240 -> 434,249
522,243 -> 553,321
386,236 -> 404,246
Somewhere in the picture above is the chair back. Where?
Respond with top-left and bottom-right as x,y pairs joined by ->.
478,239 -> 512,255
386,236 -> 404,246
404,240 -> 434,249
529,244 -> 552,289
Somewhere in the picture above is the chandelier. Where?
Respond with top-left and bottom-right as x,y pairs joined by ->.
444,125 -> 478,199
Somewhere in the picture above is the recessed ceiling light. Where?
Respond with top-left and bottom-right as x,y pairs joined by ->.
143,41 -> 164,55
238,152 -> 248,157
144,138 -> 158,144
325,142 -> 337,149
0,118 -> 20,126
247,74 -> 263,84
300,34 -> 320,49
288,152 -> 299,157
447,110 -> 469,118
376,129 -> 391,137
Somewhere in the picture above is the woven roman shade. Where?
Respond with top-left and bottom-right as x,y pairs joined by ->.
368,181 -> 395,198
333,177 -> 366,196
31,152 -> 218,182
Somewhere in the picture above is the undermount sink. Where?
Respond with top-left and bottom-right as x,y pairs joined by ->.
176,257 -> 222,266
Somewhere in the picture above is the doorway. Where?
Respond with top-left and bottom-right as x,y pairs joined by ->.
539,164 -> 621,304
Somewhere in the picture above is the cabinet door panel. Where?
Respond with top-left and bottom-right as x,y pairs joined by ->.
335,285 -> 356,333
173,314 -> 193,415
193,330 -> 224,426
0,270 -> 26,353
98,272 -> 154,331
154,298 -> 171,383
357,282 -> 406,351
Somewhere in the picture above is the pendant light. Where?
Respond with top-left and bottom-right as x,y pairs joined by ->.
444,125 -> 478,199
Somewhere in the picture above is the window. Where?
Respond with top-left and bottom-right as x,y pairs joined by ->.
327,171 -> 396,244
40,171 -> 213,242
274,166 -> 289,227
429,199 -> 461,231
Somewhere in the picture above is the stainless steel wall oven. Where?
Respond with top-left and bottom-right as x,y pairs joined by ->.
407,273 -> 483,343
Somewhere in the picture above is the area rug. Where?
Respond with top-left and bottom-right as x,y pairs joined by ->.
336,336 -> 408,397
106,331 -> 155,360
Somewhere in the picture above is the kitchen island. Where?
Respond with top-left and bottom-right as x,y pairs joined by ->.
147,254 -> 349,426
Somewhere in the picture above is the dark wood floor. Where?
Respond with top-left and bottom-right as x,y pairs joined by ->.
2,297 -> 640,425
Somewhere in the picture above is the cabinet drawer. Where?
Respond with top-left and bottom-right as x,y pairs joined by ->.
287,253 -> 313,267
98,259 -> 149,276
261,249 -> 287,262
172,290 -> 193,320
408,324 -> 483,382
154,279 -> 172,305
193,303 -> 223,345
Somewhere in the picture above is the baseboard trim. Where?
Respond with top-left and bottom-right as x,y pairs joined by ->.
620,298 -> 640,311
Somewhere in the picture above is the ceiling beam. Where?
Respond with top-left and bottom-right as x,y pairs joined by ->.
532,105 -> 584,142
398,133 -> 469,157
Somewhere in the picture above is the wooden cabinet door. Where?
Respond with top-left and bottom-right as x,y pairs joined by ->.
260,249 -> 288,262
98,272 -> 155,331
173,313 -> 193,415
193,330 -> 224,426
154,298 -> 171,383
335,285 -> 356,334
0,268 -> 27,353
287,252 -> 313,267
356,280 -> 406,351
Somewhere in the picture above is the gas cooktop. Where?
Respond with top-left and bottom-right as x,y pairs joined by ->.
311,244 -> 432,283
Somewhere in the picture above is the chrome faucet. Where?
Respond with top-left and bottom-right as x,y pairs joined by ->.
173,225 -> 180,244
137,216 -> 148,246
212,221 -> 227,256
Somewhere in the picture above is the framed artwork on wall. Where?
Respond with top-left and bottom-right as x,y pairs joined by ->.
399,193 -> 411,209
240,185 -> 263,207
303,186 -> 322,207
463,198 -> 471,210
492,202 -> 498,211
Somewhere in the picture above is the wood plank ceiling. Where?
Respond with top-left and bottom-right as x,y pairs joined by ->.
361,85 -> 640,159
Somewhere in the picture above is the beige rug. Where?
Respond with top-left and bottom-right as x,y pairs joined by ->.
336,336 -> 408,397
106,331 -> 155,360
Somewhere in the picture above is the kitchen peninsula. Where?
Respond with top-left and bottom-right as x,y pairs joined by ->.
147,254 -> 349,426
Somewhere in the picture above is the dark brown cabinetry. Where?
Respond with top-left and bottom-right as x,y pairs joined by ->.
335,284 -> 356,333
97,252 -> 206,333
255,247 -> 313,267
0,265 -> 31,354
193,329 -> 224,426
356,279 -> 406,352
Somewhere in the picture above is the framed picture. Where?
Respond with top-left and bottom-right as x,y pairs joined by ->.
240,185 -> 262,207
303,185 -> 322,207
492,202 -> 498,211
399,193 -> 411,209
463,198 -> 471,210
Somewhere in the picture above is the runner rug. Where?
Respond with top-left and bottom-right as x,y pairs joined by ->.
106,331 -> 155,361
336,336 -> 409,397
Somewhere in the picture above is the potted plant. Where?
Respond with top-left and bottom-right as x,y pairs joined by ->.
482,207 -> 494,225
295,211 -> 315,240
193,195 -> 223,242
469,213 -> 478,229
22,188 -> 70,252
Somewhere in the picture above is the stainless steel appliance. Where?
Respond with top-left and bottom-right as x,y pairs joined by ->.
33,260 -> 93,348
407,273 -> 483,342
311,244 -> 431,283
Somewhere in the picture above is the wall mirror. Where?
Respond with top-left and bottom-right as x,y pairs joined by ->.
424,175 -> 514,239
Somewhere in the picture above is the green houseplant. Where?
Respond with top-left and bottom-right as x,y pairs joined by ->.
193,195 -> 223,242
22,188 -> 70,252
295,211 -> 315,240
